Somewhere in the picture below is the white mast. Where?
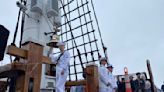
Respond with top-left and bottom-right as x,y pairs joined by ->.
22,0 -> 60,55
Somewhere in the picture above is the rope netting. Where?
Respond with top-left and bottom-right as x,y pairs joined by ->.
55,0 -> 106,81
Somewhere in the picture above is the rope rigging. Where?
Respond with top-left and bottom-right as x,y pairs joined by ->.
59,0 -> 85,73
11,0 -> 23,46
10,0 -> 24,63
90,0 -> 109,62
57,0 -> 106,80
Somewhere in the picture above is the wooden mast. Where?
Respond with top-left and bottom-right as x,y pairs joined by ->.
147,59 -> 156,92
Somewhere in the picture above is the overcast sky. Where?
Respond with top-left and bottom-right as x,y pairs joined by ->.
0,0 -> 164,88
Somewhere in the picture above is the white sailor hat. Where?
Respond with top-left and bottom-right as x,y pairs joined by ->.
57,41 -> 65,46
107,64 -> 114,68
99,57 -> 107,62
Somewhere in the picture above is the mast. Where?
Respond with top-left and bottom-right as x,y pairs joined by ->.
22,0 -> 60,55
147,60 -> 156,92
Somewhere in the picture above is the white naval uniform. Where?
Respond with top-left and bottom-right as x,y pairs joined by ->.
50,51 -> 70,92
99,65 -> 111,92
70,85 -> 85,92
107,71 -> 117,92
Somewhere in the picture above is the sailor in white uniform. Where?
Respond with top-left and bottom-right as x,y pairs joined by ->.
49,42 -> 70,92
107,64 -> 117,92
99,57 -> 112,92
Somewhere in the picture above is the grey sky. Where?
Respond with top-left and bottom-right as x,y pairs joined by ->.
0,0 -> 164,88
94,0 -> 164,88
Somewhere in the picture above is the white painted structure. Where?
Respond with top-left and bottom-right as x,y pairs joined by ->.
21,0 -> 61,92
